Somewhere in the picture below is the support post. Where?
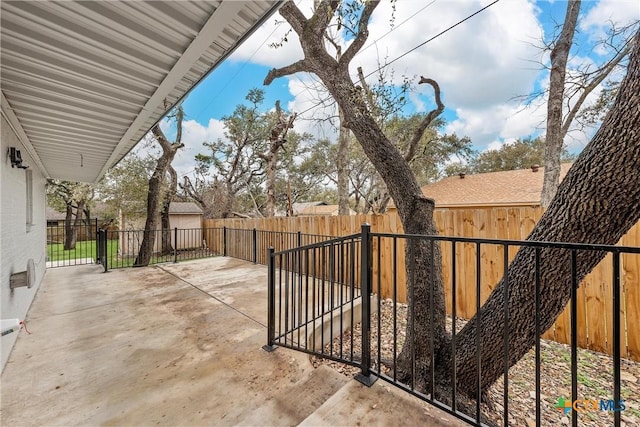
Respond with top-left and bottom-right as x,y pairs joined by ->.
263,247 -> 277,352
253,228 -> 258,264
98,229 -> 108,273
223,226 -> 227,257
174,227 -> 178,263
96,228 -> 102,265
355,223 -> 376,386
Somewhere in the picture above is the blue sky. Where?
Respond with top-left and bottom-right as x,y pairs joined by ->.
160,0 -> 639,178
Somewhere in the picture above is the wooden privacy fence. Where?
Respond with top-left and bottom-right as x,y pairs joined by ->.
203,207 -> 640,361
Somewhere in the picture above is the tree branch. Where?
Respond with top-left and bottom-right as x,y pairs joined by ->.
264,59 -> 311,85
404,77 -> 445,162
277,1 -> 308,35
357,66 -> 380,120
561,42 -> 632,138
339,0 -> 380,69
175,106 -> 184,144
151,125 -> 172,151
310,0 -> 341,36
181,176 -> 208,211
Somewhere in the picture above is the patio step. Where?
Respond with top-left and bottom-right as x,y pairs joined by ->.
237,364 -> 349,426
299,377 -> 469,427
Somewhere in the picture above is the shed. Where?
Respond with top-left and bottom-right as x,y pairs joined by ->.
169,202 -> 204,250
119,202 -> 204,255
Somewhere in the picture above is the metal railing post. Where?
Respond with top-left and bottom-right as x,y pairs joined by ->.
297,230 -> 302,247
356,223 -> 376,386
94,219 -> 99,264
253,228 -> 258,264
263,247 -> 277,352
98,229 -> 108,272
223,226 -> 227,257
174,227 -> 178,263
96,228 -> 102,265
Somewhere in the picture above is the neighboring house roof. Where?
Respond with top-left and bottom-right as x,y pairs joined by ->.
46,207 -> 66,221
417,163 -> 573,207
169,202 -> 203,215
292,201 -> 328,216
46,201 -> 111,220
299,205 -> 355,216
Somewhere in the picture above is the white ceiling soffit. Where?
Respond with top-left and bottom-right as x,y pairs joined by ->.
0,0 -> 281,183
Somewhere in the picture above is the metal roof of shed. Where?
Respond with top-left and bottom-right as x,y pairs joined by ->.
1,0 -> 281,183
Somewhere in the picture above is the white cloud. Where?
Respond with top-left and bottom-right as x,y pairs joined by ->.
214,0 -> 628,159
172,119 -> 226,178
580,0 -> 640,33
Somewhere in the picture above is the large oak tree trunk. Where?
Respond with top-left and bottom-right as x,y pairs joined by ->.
266,0 -> 640,407
63,203 -> 75,250
160,166 -> 177,255
265,0 -> 448,394
134,158 -> 166,266
134,113 -> 184,266
454,29 -> 640,397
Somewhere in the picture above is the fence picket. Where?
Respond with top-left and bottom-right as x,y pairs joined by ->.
204,207 -> 640,361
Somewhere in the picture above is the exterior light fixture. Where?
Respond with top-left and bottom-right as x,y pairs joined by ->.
9,147 -> 29,169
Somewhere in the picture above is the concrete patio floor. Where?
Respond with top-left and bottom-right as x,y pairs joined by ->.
1,257 -> 468,426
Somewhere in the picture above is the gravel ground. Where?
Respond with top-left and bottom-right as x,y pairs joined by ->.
312,299 -> 640,427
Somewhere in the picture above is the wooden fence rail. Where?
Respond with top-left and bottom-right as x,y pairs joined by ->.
203,207 -> 640,361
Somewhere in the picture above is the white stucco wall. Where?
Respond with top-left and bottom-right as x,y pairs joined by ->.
1,115 -> 47,371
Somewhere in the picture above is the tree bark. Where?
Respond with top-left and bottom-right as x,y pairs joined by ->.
63,202 -> 75,250
160,166 -> 177,255
134,110 -> 184,266
541,0 -> 580,208
455,29 -> 640,397
337,107 -> 350,215
265,0 -> 448,394
263,101 -> 295,217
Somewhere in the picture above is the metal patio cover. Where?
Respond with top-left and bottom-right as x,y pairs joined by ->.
1,1 -> 281,183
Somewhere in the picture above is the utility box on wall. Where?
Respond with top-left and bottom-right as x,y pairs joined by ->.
10,259 -> 35,289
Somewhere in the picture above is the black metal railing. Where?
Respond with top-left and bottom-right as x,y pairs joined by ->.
46,219 -> 98,268
98,227 -> 223,269
266,224 -> 640,427
264,232 -> 364,369
95,226 -> 336,271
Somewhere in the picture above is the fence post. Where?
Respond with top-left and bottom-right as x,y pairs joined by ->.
297,230 -> 302,248
96,228 -> 102,265
98,229 -> 108,273
174,227 -> 178,263
253,228 -> 258,264
223,226 -> 227,257
263,247 -> 277,352
356,223 -> 376,386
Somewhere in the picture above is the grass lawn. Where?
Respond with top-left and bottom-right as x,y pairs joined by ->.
47,239 -> 118,262
47,239 -> 98,261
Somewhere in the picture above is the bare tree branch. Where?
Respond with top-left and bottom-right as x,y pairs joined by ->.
175,106 -> 184,144
339,0 -> 380,69
404,77 -> 445,162
310,0 -> 341,37
264,59 -> 311,85
357,66 -> 379,119
561,41 -> 632,138
277,1 -> 308,35
181,176 -> 207,211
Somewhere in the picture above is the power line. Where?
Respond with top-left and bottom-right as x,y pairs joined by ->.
287,0 -> 439,108
381,0 -> 500,72
294,0 -> 501,118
